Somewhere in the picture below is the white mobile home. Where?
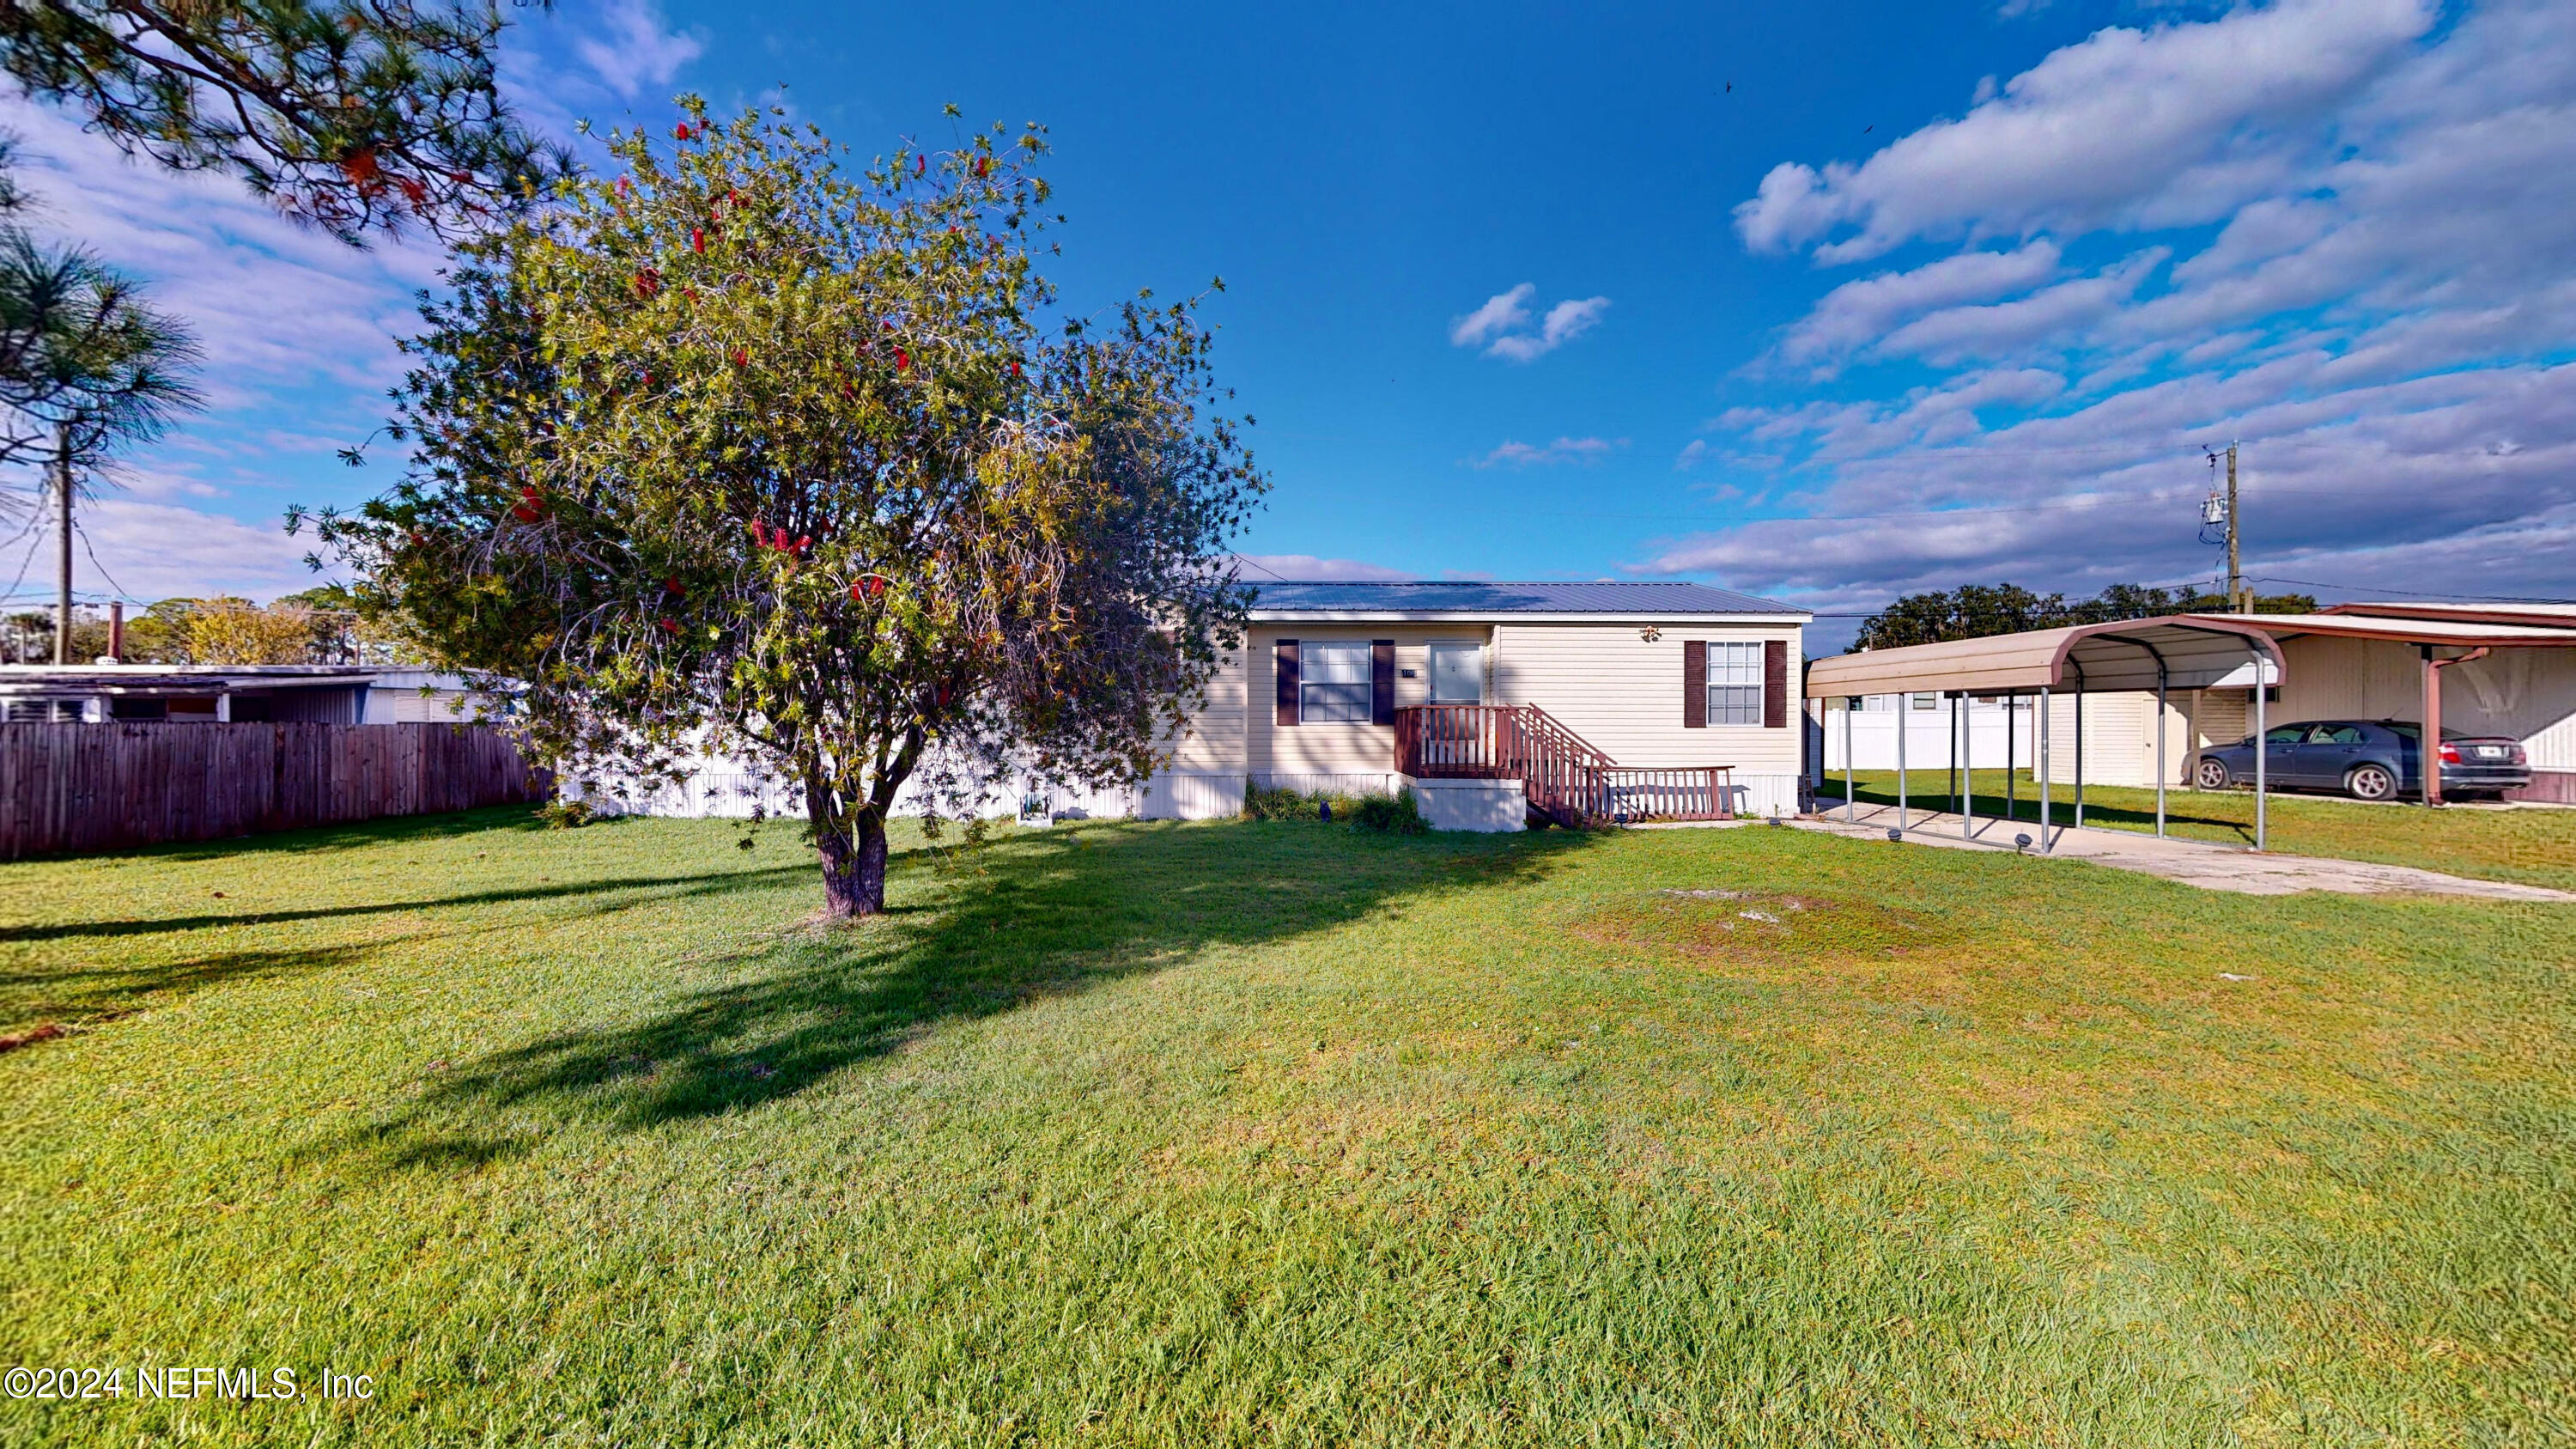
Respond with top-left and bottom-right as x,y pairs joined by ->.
1142,581 -> 1810,825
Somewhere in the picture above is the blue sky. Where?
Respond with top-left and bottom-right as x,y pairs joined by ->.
9,0 -> 2573,648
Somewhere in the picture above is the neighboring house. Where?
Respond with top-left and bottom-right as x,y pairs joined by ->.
1808,603 -> 2576,802
1143,581 -> 1810,824
0,665 -> 489,726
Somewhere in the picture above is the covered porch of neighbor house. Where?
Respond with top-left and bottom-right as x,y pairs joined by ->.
1804,615 -> 2288,853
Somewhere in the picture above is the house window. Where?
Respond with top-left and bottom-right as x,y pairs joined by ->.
1705,642 -> 1763,726
1301,641 -> 1371,722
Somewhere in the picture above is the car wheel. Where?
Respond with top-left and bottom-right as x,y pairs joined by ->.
2346,763 -> 2397,801
2194,758 -> 2231,789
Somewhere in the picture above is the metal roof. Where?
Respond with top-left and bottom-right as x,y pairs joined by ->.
1246,580 -> 1804,618
2319,601 -> 2576,632
1805,615 -> 2287,698
2227,611 -> 2576,648
0,665 -> 382,696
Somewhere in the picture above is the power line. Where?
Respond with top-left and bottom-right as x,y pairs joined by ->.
2247,574 -> 2576,604
72,518 -> 133,603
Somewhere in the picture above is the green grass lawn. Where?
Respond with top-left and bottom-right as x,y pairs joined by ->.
1820,768 -> 2576,893
4,808 -> 2573,1446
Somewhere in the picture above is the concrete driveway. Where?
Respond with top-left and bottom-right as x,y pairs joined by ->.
1786,799 -> 2573,901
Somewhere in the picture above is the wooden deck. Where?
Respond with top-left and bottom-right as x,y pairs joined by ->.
1394,703 -> 1733,825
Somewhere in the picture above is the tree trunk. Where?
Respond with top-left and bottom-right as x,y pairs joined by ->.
814,803 -> 890,918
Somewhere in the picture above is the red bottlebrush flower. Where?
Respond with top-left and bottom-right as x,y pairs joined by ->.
692,228 -> 705,253
658,617 -> 680,634
731,346 -> 749,368
747,520 -> 769,546
664,576 -> 684,595
975,155 -> 991,178
512,503 -> 541,523
914,154 -> 926,178
615,176 -> 631,197
635,266 -> 661,297
894,347 -> 910,371
1009,360 -> 1021,376
674,122 -> 694,140
793,535 -> 811,555
641,370 -> 653,387
339,148 -> 380,183
728,188 -> 744,205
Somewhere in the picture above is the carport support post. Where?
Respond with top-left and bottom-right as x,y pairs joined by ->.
2006,694 -> 2017,823
2154,665 -> 2169,839
2251,642 -> 2269,852
2420,644 -> 2443,807
1896,693 -> 1908,832
2073,664 -> 2087,831
1959,692 -> 1971,840
2038,686 -> 2052,852
1844,699 -> 1856,822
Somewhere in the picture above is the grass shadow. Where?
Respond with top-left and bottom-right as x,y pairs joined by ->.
1820,776 -> 2259,843
0,865 -> 816,944
385,820 -> 1601,1145
0,943 -> 381,1032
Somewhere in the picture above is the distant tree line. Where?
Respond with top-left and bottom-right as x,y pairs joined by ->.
3,585 -> 412,665
1850,583 -> 2316,653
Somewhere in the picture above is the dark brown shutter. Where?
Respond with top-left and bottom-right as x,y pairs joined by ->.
1763,639 -> 1788,728
1370,640 -> 1395,725
1682,640 -> 1707,728
1275,639 -> 1299,726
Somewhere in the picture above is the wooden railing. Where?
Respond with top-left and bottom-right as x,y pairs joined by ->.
1593,767 -> 1735,823
1394,704 -> 1733,825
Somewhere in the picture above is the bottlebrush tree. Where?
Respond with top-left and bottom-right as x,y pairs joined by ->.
299,100 -> 1264,916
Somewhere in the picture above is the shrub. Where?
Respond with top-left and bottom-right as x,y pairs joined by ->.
536,797 -> 596,830
1242,782 -> 1425,833
1348,791 -> 1427,834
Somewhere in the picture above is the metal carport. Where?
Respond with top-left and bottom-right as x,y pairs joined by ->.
1803,615 -> 2290,851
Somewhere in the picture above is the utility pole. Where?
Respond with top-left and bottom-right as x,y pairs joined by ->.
2225,442 -> 2245,612
52,419 -> 73,665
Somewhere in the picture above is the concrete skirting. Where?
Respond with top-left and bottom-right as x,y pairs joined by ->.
1410,777 -> 1526,832
2507,770 -> 2576,806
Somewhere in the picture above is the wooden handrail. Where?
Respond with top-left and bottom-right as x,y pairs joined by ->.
1394,704 -> 1732,824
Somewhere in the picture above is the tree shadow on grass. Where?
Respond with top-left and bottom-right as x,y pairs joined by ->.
0,944 -> 381,1032
358,821 -> 1600,1163
0,864 -> 816,944
0,864 -> 818,1033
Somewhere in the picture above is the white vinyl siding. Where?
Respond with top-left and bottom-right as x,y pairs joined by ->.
1301,642 -> 1371,723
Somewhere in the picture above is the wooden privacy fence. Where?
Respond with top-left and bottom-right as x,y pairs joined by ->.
0,722 -> 548,860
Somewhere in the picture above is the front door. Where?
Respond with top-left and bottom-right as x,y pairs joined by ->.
1428,642 -> 1485,703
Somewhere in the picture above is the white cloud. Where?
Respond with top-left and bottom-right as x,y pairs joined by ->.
1733,0 -> 2433,262
1231,553 -> 1413,581
1449,285 -> 1611,362
574,0 -> 707,100
1474,436 -> 1625,468
1449,284 -> 1534,348
18,497 -> 318,607
1681,0 -> 2576,612
1777,240 -> 2062,368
